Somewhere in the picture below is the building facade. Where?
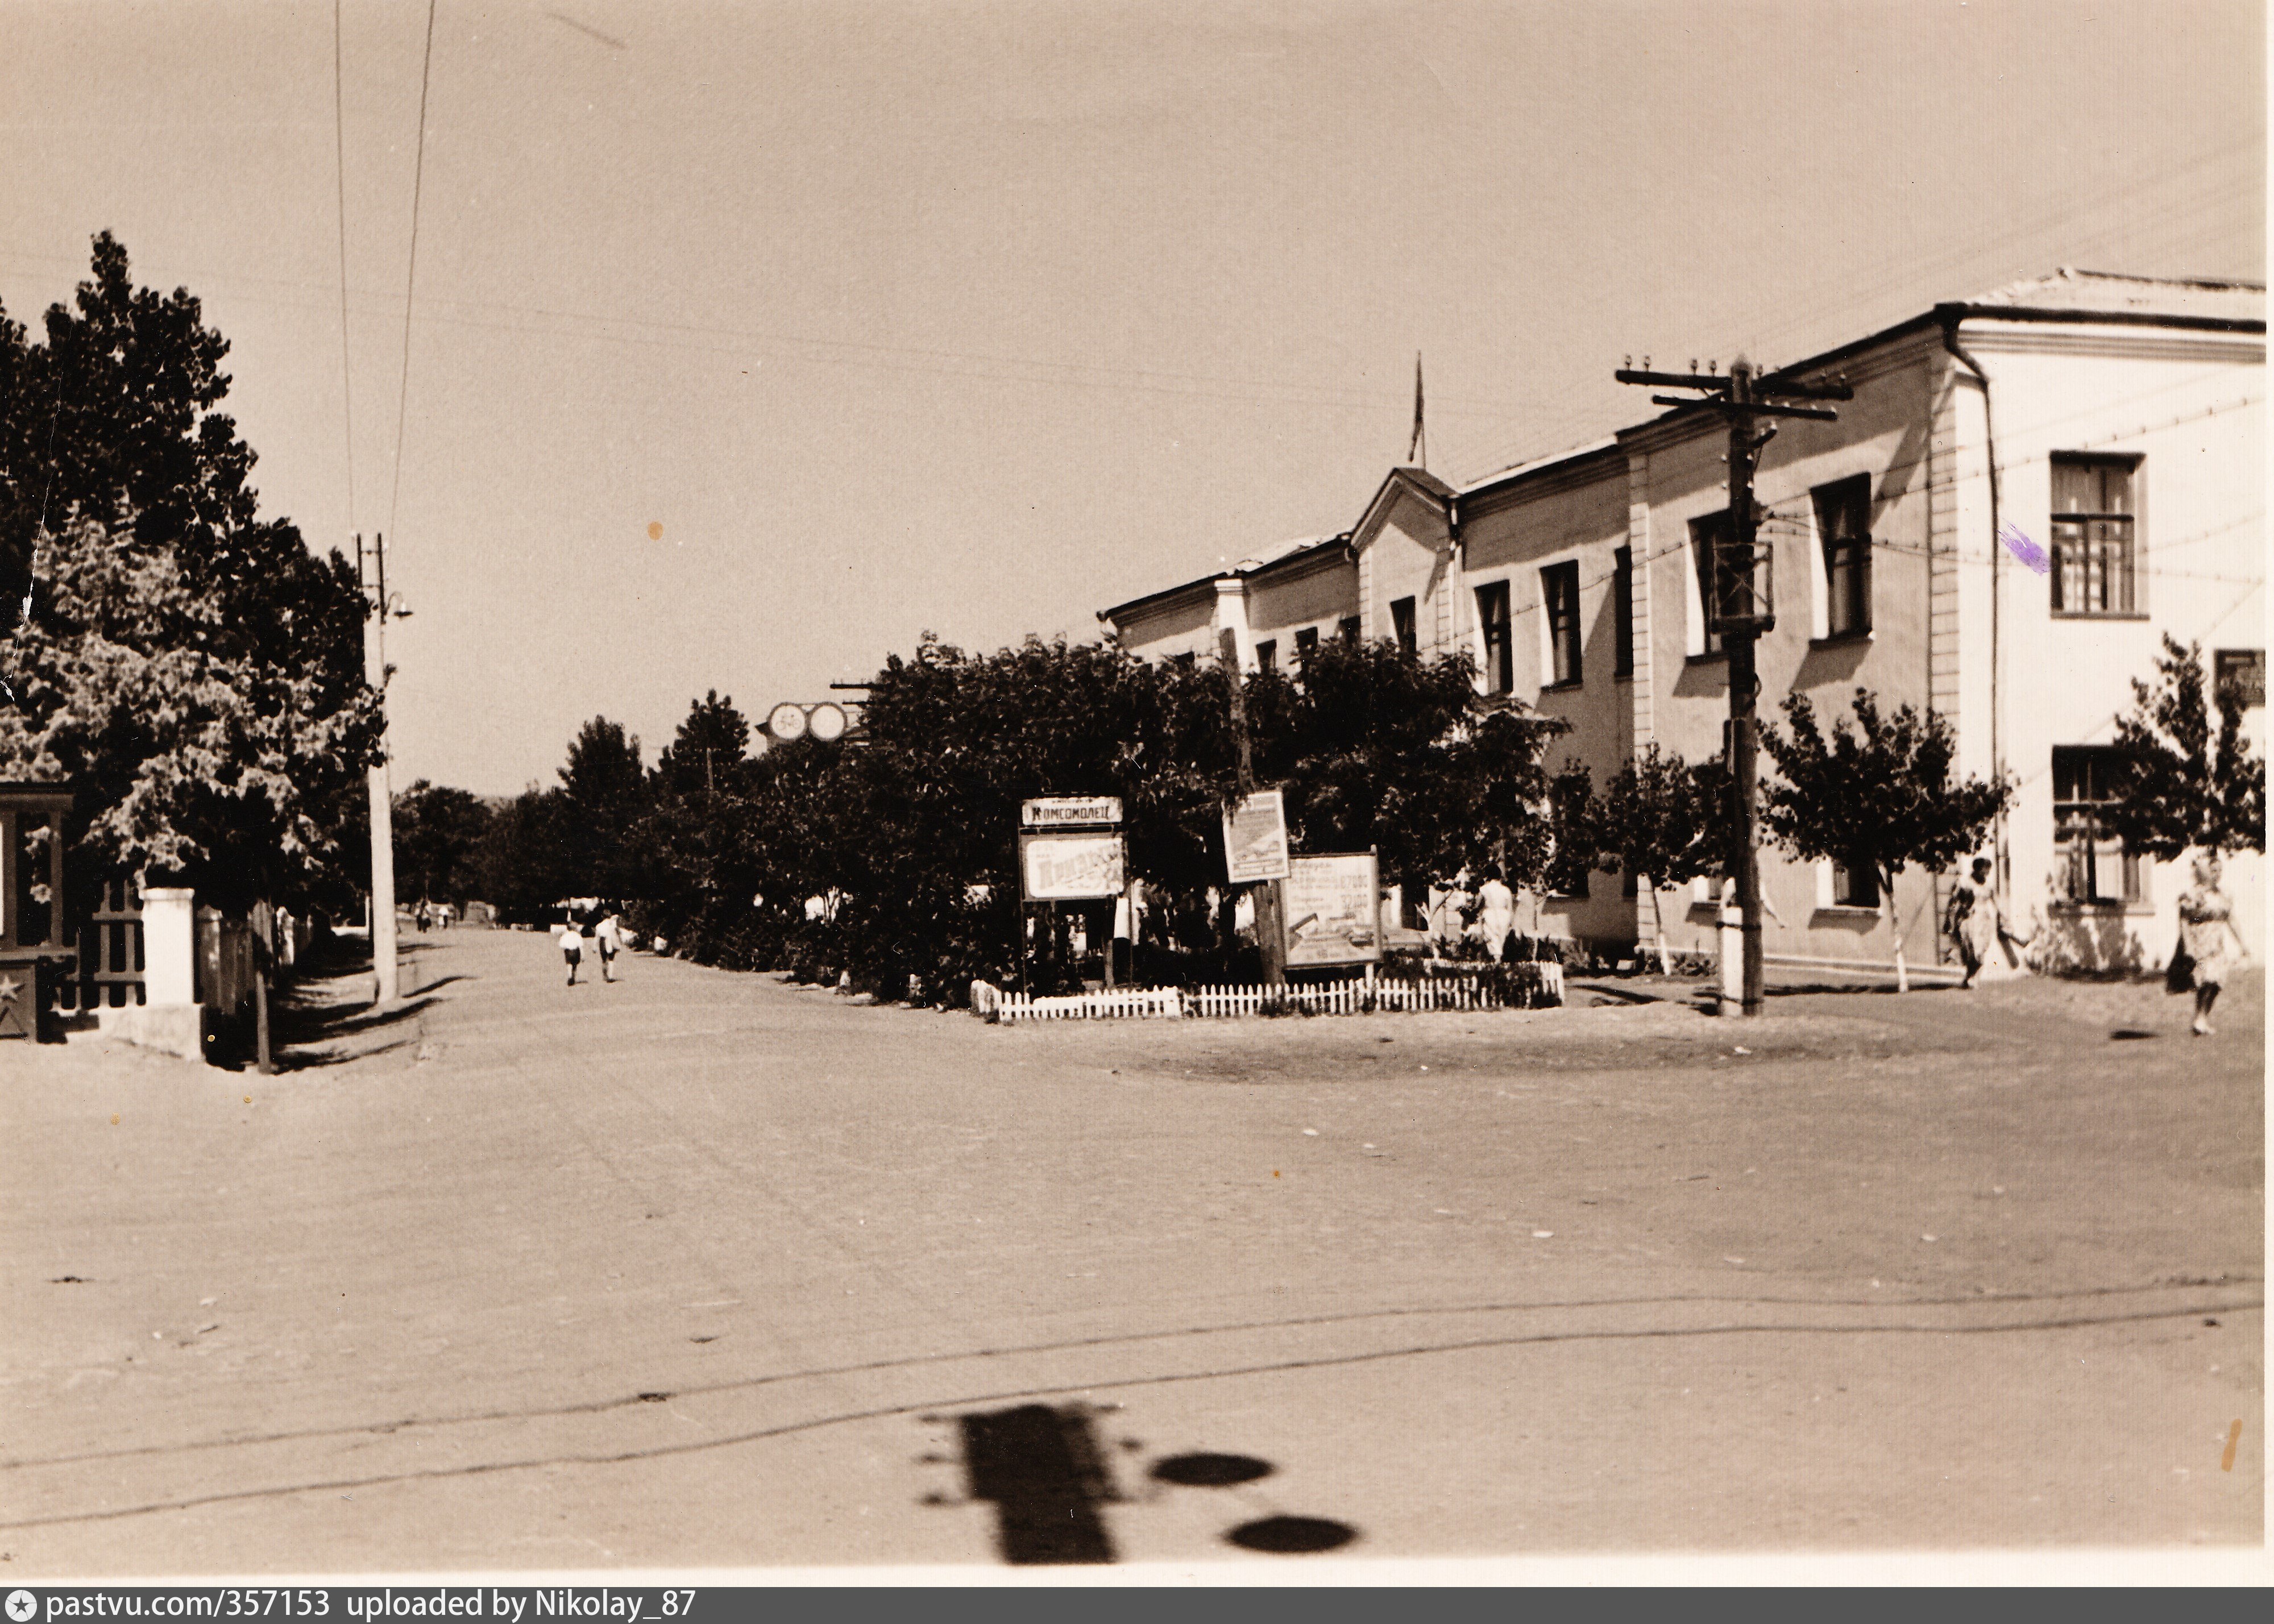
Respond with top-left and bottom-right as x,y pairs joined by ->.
1099,273 -> 2265,974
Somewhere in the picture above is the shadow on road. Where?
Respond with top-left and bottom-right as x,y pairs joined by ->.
270,933 -> 458,1070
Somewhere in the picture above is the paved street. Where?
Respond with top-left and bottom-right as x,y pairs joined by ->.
2,930 -> 2261,1575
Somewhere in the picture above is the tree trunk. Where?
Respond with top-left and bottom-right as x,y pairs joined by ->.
1646,875 -> 1671,975
1884,870 -> 1909,993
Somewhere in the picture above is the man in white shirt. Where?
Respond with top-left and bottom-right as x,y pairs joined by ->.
594,911 -> 623,983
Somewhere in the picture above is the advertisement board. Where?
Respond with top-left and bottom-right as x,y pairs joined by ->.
1221,790 -> 1290,883
1281,852 -> 1382,967
1019,830 -> 1127,901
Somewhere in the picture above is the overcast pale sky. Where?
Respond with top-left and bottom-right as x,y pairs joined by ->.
2,0 -> 2263,795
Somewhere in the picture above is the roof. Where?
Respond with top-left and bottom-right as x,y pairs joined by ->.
1097,531 -> 1352,625
1957,267 -> 2265,326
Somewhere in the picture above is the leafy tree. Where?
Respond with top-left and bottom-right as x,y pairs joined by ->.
1759,687 -> 2012,991
1557,745 -> 1732,973
393,780 -> 495,908
1255,638 -> 1568,910
558,716 -> 650,900
470,786 -> 574,923
0,517 -> 381,914
2106,634 -> 2265,859
0,235 -> 378,921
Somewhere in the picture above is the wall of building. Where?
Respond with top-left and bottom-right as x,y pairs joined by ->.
1958,319 -> 2266,971
1106,585 -> 1219,664
1246,553 -> 1359,664
1357,488 -> 1453,656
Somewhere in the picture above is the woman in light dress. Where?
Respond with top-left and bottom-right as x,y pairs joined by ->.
1943,856 -> 2027,988
2176,854 -> 2248,1036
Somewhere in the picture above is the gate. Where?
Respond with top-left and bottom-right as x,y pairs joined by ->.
60,877 -> 144,1012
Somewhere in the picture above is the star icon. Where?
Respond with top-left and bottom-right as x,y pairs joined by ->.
0,974 -> 20,1007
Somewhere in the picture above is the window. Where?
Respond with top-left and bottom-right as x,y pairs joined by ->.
1831,861 -> 1879,909
1814,475 -> 1873,638
1170,651 -> 1196,669
1338,616 -> 1360,644
1293,626 -> 1319,659
1475,580 -> 1512,693
1542,560 -> 1582,687
1613,546 -> 1633,676
2052,746 -> 2143,904
1391,596 -> 1417,654
1690,513 -> 1728,655
1254,639 -> 1276,672
2051,455 -> 2138,616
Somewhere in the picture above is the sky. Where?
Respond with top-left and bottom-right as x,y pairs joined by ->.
1,0 -> 2264,796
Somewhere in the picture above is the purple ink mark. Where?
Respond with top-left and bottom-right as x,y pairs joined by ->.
2000,522 -> 2049,575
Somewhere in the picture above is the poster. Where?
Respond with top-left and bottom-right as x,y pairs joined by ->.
1221,789 -> 1290,883
1281,852 -> 1382,967
1019,830 -> 1126,900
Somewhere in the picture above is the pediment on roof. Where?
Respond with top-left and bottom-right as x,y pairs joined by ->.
1347,466 -> 1455,558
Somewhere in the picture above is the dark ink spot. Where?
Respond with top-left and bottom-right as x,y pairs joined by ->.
1151,1452 -> 1273,1488
957,1403 -> 1118,1564
1225,1515 -> 1358,1554
688,1336 -> 716,1344
49,1276 -> 88,1284
635,1392 -> 670,1403
2205,1318 -> 2221,1327
2109,1028 -> 2158,1041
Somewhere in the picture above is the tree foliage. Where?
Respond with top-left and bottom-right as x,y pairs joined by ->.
2106,634 -> 2265,858
1759,688 -> 2011,896
393,780 -> 496,908
1576,743 -> 1733,892
515,633 -> 1576,1003
0,235 -> 379,915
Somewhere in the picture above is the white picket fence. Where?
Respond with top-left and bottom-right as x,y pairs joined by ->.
983,963 -> 1562,1024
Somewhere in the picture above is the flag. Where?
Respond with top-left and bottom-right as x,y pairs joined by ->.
1407,352 -> 1426,466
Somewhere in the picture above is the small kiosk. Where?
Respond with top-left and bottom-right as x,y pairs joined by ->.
1,782 -> 74,1040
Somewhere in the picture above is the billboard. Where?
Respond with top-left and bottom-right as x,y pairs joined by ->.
1019,830 -> 1127,901
1281,852 -> 1382,967
1222,790 -> 1290,883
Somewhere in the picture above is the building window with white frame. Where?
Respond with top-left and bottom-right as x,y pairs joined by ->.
1542,561 -> 1582,687
2051,454 -> 2140,616
1254,638 -> 1276,672
1831,859 -> 1878,908
1814,474 -> 1873,639
1391,596 -> 1417,655
1475,580 -> 1513,693
1293,626 -> 1319,661
2052,745 -> 2143,904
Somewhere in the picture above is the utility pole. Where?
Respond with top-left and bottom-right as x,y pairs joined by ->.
357,532 -> 405,1006
1218,627 -> 1287,988
1615,357 -> 1849,1016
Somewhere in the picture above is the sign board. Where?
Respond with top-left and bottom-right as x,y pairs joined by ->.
2215,649 -> 2264,709
1282,852 -> 1382,967
1021,796 -> 1124,828
1019,830 -> 1126,902
1222,790 -> 1290,884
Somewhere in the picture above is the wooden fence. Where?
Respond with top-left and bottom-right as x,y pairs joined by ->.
987,963 -> 1562,1024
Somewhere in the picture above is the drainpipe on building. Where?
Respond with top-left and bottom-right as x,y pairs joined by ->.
1942,315 -> 2007,891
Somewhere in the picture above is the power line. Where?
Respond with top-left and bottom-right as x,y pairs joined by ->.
385,0 -> 438,550
332,0 -> 356,531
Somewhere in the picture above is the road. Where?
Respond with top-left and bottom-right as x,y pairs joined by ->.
2,929 -> 2261,1576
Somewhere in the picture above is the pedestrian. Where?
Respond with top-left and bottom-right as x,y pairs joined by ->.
594,907 -> 623,983
557,913 -> 586,986
1943,856 -> 2027,988
1475,865 -> 1516,962
416,900 -> 431,933
2173,853 -> 2247,1036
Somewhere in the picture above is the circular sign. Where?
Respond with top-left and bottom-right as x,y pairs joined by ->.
766,702 -> 807,741
807,703 -> 847,742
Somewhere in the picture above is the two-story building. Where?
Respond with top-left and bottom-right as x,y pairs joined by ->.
1100,272 -> 2264,975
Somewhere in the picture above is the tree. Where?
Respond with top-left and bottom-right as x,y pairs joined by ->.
1559,745 -> 1733,973
393,781 -> 495,908
0,235 -> 379,919
1255,638 -> 1568,909
558,716 -> 649,901
2,232 -> 264,638
0,516 -> 381,913
2106,634 -> 2265,859
1759,687 -> 2012,991
654,691 -> 752,800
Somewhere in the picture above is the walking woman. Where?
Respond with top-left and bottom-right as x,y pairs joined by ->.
2175,854 -> 2247,1036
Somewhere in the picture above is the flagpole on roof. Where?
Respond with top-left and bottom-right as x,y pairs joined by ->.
1408,351 -> 1426,470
